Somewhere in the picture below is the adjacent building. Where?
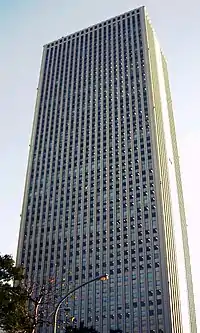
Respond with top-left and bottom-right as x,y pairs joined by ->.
16,6 -> 197,333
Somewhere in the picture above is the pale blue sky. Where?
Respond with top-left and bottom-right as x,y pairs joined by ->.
0,0 -> 200,329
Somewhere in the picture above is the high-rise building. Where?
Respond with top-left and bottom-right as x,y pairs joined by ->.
16,6 -> 197,333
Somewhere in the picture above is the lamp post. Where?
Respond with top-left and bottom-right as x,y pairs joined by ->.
53,274 -> 109,333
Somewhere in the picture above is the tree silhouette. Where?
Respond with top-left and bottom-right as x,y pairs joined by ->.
0,254 -> 66,332
65,322 -> 123,333
0,254 -> 32,332
65,321 -> 98,332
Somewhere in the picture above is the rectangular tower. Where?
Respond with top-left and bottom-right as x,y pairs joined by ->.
17,6 -> 197,333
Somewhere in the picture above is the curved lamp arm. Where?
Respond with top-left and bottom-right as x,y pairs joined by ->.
53,274 -> 109,333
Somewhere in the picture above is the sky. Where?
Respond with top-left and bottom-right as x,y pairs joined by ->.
0,0 -> 200,329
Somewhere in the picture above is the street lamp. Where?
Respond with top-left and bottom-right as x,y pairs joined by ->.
53,274 -> 109,333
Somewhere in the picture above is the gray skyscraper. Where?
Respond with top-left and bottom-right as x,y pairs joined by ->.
17,6 -> 197,333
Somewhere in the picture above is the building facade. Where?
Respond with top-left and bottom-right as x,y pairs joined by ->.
16,6 -> 197,333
